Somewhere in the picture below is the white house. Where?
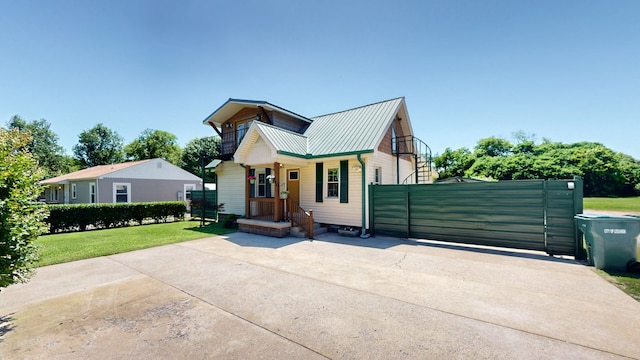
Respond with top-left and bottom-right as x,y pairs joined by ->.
202,97 -> 432,237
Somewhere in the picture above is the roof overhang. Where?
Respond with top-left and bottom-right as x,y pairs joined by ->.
202,98 -> 312,127
233,124 -> 310,167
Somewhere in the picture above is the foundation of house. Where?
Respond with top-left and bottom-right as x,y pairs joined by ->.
237,218 -> 291,238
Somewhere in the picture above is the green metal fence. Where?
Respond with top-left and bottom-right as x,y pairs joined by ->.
189,189 -> 218,220
369,178 -> 583,257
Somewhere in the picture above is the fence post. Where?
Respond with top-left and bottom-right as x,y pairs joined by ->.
309,209 -> 314,239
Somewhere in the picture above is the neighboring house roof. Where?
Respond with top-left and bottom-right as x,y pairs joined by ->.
202,98 -> 312,126
41,160 -> 149,184
235,97 -> 407,160
41,158 -> 201,185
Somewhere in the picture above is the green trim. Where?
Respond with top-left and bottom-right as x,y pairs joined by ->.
357,154 -> 366,234
278,149 -> 374,160
339,160 -> 348,203
315,162 -> 323,202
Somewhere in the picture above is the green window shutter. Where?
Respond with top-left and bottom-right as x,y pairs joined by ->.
315,162 -> 323,202
340,160 -> 348,203
249,169 -> 255,198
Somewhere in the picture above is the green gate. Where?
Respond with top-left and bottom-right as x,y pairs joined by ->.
369,178 -> 583,257
189,189 -> 218,220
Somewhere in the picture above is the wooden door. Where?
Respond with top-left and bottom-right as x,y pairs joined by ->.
287,169 -> 300,205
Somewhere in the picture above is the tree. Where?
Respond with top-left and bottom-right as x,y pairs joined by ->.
73,123 -> 125,168
474,137 -> 513,157
7,115 -> 76,178
0,128 -> 48,290
180,136 -> 221,182
125,129 -> 182,164
441,136 -> 639,196
433,147 -> 475,179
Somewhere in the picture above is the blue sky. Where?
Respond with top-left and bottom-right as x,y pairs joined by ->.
2,0 -> 639,159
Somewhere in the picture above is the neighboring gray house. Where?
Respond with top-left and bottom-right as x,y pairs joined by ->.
41,158 -> 202,204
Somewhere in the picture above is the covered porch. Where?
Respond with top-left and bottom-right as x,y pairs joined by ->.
244,162 -> 287,222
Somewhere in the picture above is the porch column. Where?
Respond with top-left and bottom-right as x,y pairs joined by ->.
245,165 -> 251,219
274,162 -> 281,222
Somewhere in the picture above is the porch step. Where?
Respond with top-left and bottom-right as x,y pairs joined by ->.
291,223 -> 327,238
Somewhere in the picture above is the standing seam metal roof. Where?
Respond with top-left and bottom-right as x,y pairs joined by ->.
305,97 -> 404,156
243,97 -> 404,158
254,122 -> 308,156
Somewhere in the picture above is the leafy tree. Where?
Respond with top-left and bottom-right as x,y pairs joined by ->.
180,136 -> 220,182
474,137 -> 513,157
7,115 -> 77,178
0,128 -> 48,290
434,147 -> 475,179
439,135 -> 639,196
73,123 -> 125,168
125,129 -> 182,164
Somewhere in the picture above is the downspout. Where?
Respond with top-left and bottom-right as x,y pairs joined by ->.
357,153 -> 370,238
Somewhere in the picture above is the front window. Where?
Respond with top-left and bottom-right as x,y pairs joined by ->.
113,183 -> 131,203
71,183 -> 77,199
374,167 -> 382,185
90,183 -> 96,203
257,173 -> 266,197
327,168 -> 339,198
50,186 -> 59,202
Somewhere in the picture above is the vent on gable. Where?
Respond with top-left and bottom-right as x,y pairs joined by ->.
157,162 -> 162,168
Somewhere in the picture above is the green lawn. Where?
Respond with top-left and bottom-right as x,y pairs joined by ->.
35,220 -> 235,267
583,196 -> 640,214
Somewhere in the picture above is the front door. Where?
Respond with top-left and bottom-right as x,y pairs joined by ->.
287,169 -> 300,205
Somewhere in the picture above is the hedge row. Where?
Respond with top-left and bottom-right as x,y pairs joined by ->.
47,202 -> 187,233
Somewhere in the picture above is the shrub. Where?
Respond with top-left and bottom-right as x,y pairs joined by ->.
0,129 -> 48,290
47,202 -> 187,233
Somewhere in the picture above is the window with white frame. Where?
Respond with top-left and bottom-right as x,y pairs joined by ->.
71,183 -> 77,199
89,183 -> 96,203
50,186 -> 59,202
327,168 -> 339,198
374,167 -> 382,185
391,127 -> 397,153
257,173 -> 266,197
113,183 -> 131,203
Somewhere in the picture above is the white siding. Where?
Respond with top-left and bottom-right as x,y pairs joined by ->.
298,159 -> 363,228
367,152 -> 414,185
217,162 -> 246,215
244,137 -> 276,165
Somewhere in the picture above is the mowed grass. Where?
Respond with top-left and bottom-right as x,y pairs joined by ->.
35,220 -> 235,267
598,249 -> 640,302
583,196 -> 640,214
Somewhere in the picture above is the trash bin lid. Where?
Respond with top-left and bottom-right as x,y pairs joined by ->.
575,214 -> 640,221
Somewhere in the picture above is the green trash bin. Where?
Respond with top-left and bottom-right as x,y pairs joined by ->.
574,214 -> 640,271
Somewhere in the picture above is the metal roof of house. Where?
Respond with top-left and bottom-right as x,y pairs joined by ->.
305,97 -> 404,156
202,98 -> 312,126
41,159 -> 151,184
254,122 -> 308,156
241,97 -> 405,159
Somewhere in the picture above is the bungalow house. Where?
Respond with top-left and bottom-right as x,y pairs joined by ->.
202,97 -> 432,237
41,158 -> 202,205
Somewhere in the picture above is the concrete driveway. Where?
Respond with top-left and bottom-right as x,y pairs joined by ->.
1,232 -> 639,359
